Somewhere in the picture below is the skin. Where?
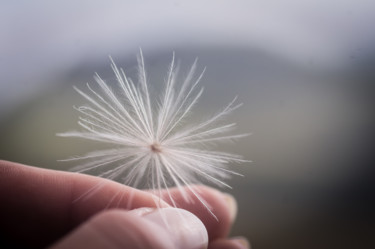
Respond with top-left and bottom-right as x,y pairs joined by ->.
0,160 -> 249,249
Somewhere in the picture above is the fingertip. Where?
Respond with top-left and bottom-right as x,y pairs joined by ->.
51,208 -> 208,249
140,208 -> 208,249
160,185 -> 238,241
222,193 -> 238,223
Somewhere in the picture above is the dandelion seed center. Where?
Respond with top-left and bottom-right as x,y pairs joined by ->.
150,143 -> 162,153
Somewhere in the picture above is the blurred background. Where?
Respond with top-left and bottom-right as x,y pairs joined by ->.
1,1 -> 374,248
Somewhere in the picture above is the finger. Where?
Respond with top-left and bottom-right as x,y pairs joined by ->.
0,160 -> 169,248
50,208 -> 208,249
159,185 -> 238,241
208,237 -> 250,249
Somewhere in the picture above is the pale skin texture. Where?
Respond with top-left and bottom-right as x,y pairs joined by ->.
0,160 -> 249,249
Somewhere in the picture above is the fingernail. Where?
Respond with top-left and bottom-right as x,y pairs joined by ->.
231,237 -> 250,249
223,193 -> 237,222
142,208 -> 208,249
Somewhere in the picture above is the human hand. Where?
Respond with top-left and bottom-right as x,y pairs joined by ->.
0,160 -> 249,249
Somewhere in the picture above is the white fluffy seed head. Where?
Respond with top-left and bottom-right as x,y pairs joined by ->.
58,50 -> 249,218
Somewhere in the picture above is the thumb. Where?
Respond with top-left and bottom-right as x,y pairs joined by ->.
49,208 -> 208,249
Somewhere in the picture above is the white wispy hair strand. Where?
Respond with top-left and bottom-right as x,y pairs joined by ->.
58,50 -> 248,218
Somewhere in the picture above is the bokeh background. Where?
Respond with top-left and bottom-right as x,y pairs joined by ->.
1,1 -> 374,248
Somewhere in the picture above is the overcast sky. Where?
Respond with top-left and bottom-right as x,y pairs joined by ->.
1,0 -> 374,117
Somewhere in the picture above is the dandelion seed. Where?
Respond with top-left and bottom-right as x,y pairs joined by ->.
58,50 -> 249,218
